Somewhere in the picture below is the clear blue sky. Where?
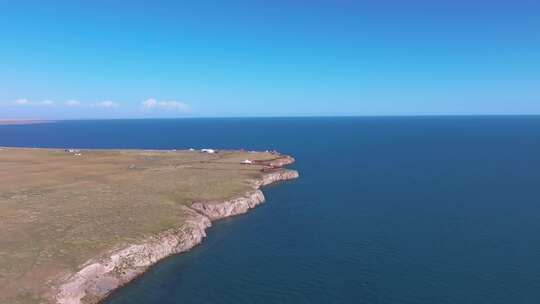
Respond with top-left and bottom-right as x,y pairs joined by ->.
1,0 -> 539,119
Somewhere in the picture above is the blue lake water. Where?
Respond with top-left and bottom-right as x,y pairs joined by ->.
2,116 -> 540,303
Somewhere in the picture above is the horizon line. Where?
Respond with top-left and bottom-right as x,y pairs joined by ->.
3,113 -> 540,122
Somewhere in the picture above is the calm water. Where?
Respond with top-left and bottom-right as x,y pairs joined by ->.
2,117 -> 540,304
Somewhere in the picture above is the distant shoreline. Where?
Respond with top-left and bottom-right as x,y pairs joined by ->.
0,119 -> 54,125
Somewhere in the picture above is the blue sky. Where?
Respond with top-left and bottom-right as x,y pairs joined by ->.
1,0 -> 539,119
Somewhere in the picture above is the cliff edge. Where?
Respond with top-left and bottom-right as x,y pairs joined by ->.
53,153 -> 298,304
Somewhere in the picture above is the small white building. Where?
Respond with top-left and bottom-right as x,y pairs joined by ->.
241,159 -> 253,164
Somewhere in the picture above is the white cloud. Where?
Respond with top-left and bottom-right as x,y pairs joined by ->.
65,100 -> 81,107
13,98 -> 30,105
39,100 -> 55,106
8,99 -> 55,106
2,98 -> 128,112
142,98 -> 158,109
93,100 -> 119,108
141,98 -> 190,112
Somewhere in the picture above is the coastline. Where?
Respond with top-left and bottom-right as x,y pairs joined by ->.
0,119 -> 54,125
52,156 -> 299,304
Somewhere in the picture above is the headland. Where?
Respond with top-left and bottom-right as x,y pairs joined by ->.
0,148 -> 298,304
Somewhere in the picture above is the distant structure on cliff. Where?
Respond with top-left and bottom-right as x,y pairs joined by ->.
200,149 -> 216,154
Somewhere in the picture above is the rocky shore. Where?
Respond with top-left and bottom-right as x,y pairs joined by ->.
53,154 -> 298,304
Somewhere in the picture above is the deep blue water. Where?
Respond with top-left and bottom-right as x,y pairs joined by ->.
2,116 -> 540,304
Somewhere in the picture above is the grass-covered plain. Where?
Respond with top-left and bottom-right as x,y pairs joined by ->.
0,148 -> 283,304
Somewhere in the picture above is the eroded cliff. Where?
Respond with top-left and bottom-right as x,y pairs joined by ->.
53,153 -> 298,304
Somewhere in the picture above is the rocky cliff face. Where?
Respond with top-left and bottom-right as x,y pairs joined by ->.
55,209 -> 211,304
191,190 -> 265,220
191,169 -> 299,220
54,156 -> 298,304
266,155 -> 295,167
256,169 -> 299,187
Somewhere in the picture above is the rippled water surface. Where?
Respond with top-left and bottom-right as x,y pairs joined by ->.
2,117 -> 540,304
